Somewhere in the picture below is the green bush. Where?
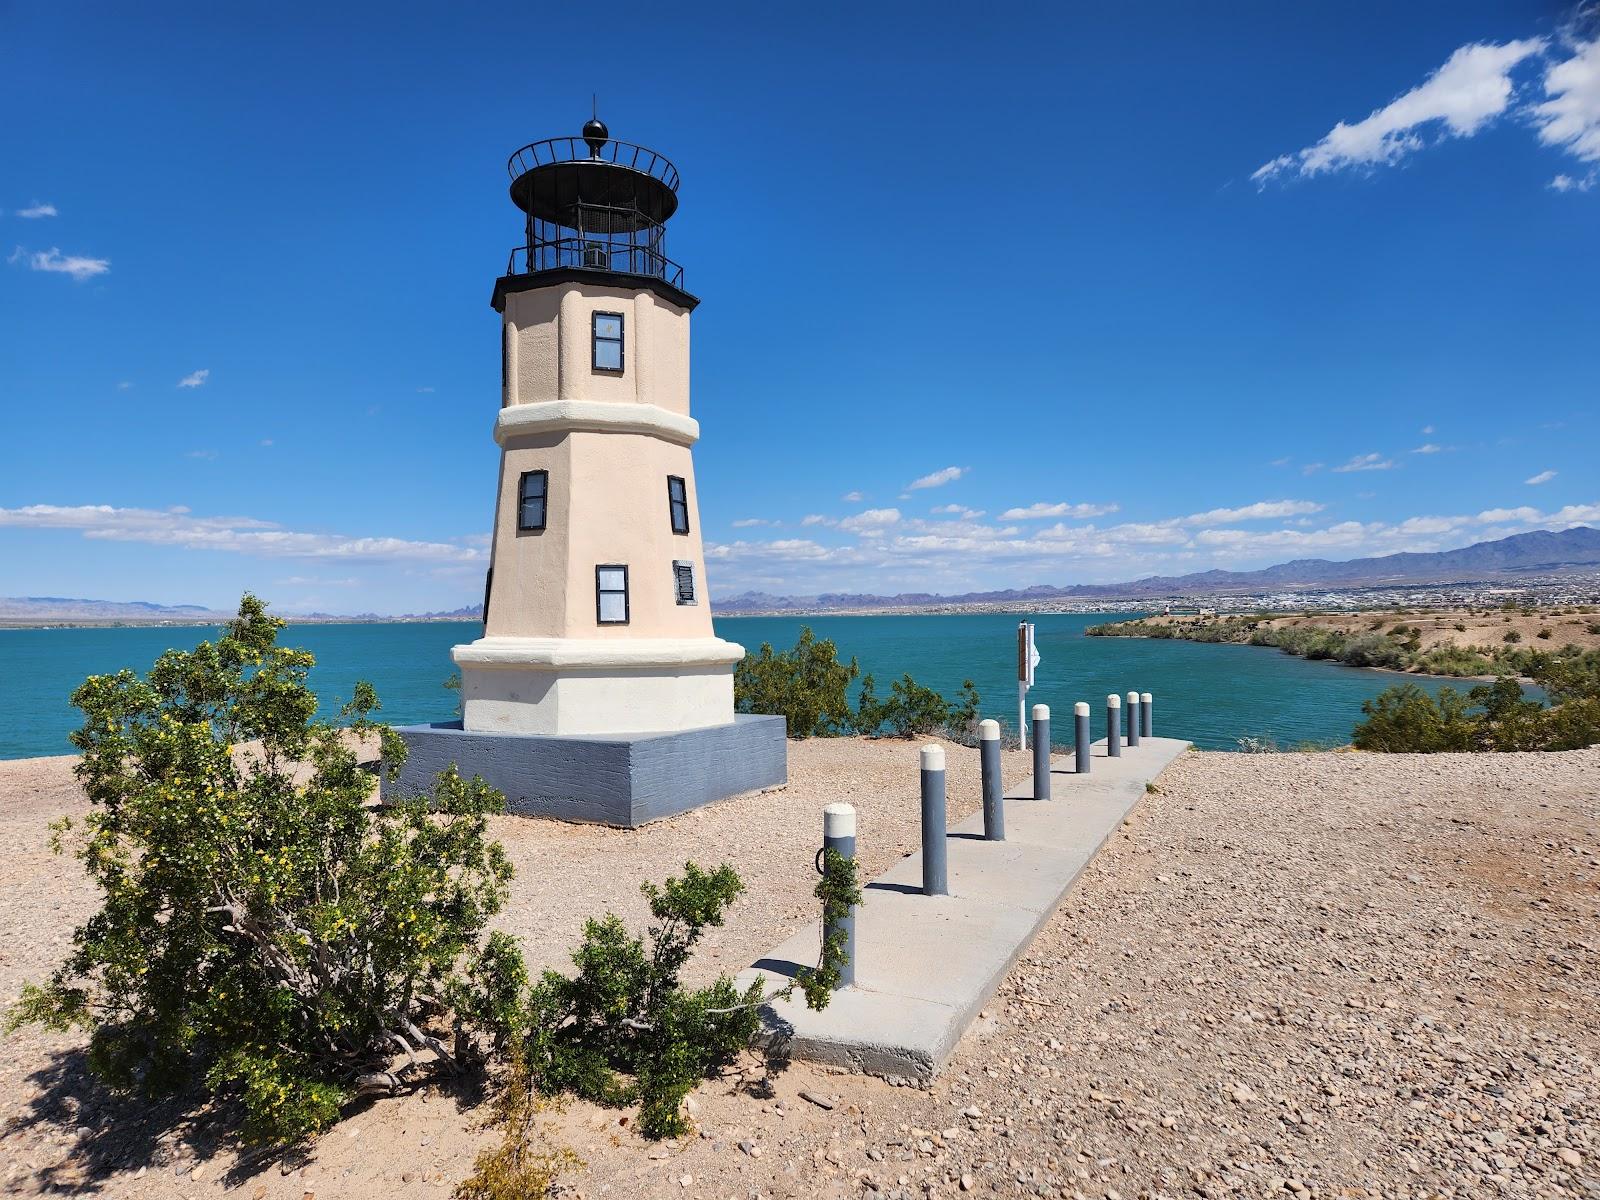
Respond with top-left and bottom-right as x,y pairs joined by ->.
1352,684 -> 1479,752
8,596 -> 515,1143
1338,632 -> 1408,670
1503,630 -> 1522,643
736,630 -> 979,740
511,858 -> 857,1141
733,627 -> 858,737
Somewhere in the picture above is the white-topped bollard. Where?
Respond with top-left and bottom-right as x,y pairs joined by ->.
820,803 -> 857,989
979,719 -> 1004,841
1126,691 -> 1141,747
920,744 -> 948,896
1074,701 -> 1091,774
1106,693 -> 1122,757
1141,691 -> 1154,738
1032,703 -> 1051,800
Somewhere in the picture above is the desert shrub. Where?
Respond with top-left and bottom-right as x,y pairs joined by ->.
1338,632 -> 1408,670
734,627 -> 858,737
8,596 -> 515,1143
1504,630 -> 1522,643
1352,684 -> 1479,752
511,859 -> 856,1140
1588,622 -> 1600,635
1411,645 -> 1498,677
1454,623 -> 1468,633
1538,628 -> 1553,640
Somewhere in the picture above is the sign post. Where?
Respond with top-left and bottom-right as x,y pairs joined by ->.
1016,621 -> 1039,751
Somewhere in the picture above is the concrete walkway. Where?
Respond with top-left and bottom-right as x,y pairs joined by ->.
736,736 -> 1192,1082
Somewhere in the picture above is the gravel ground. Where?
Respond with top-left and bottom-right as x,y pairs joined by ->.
2,742 -> 1596,1200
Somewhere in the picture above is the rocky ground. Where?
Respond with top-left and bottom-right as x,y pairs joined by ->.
2,743 -> 1596,1199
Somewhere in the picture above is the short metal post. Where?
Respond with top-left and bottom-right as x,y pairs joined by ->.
1107,693 -> 1122,757
1074,701 -> 1090,774
820,803 -> 857,989
979,719 -> 1003,841
1141,692 -> 1153,738
1126,691 -> 1141,747
1031,704 -> 1051,800
920,744 -> 948,896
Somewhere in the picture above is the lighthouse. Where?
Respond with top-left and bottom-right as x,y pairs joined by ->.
391,117 -> 786,825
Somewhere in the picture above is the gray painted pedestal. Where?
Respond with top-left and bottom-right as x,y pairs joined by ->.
386,714 -> 787,827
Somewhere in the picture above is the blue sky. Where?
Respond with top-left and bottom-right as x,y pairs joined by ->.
3,1 -> 1597,613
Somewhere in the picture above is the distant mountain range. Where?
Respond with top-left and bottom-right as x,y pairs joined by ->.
712,526 -> 1600,613
5,527 -> 1598,625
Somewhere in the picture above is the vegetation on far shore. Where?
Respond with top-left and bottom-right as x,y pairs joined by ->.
1090,607 -> 1600,753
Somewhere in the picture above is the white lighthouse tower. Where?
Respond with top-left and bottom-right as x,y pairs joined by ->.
392,116 -> 786,825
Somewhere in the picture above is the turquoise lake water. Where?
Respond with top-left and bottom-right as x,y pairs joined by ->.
0,613 -> 1489,759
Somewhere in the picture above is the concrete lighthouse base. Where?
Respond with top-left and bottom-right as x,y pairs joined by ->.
384,714 -> 787,827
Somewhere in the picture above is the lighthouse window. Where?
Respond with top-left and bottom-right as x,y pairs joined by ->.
596,564 -> 630,624
667,475 -> 690,534
592,312 -> 624,372
517,470 -> 548,532
673,560 -> 697,605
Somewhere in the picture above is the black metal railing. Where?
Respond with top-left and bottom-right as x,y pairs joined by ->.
507,137 -> 679,192
505,237 -> 685,289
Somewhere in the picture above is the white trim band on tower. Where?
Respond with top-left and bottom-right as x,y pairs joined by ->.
452,635 -> 744,672
494,400 -> 701,448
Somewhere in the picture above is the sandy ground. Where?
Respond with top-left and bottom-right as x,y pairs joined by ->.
2,741 -> 1597,1199
1129,608 -> 1600,657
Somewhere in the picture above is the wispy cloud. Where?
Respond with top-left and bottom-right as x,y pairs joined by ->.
1421,425 -> 1436,434
9,245 -> 110,280
999,501 -> 1120,521
1550,170 -> 1597,190
1526,469 -> 1558,485
1530,36 -> 1600,164
801,513 -> 837,527
1332,452 -> 1396,473
905,466 -> 967,492
1253,39 -> 1546,184
1411,443 -> 1443,454
1300,462 -> 1325,476
931,504 -> 985,519
178,369 -> 210,388
0,503 -> 484,564
16,202 -> 58,219
731,517 -> 779,528
1181,499 -> 1323,524
840,490 -> 865,503
185,449 -> 218,461
838,507 -> 902,534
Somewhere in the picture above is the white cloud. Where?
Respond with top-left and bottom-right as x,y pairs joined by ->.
178,369 -> 210,388
905,466 -> 967,491
1549,170 -> 1597,191
931,504 -> 985,519
1300,462 -> 1326,476
838,507 -> 902,534
1269,456 -> 1292,467
840,490 -> 865,503
260,438 -> 274,447
10,245 -> 110,280
1530,37 -> 1600,163
417,386 -> 436,393
1421,425 -> 1435,434
185,449 -> 218,461
731,517 -> 778,528
1411,443 -> 1443,454
1525,469 -> 1558,485
116,381 -> 133,390
1332,452 -> 1396,473
800,514 -> 837,527
1000,501 -> 1120,521
17,202 -> 58,219
1253,39 -> 1546,184
0,503 -> 485,563
1181,499 -> 1323,524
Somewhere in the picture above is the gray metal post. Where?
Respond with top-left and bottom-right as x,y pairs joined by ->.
1126,691 -> 1141,747
1106,693 -> 1122,757
1074,701 -> 1090,774
979,719 -> 1004,841
920,744 -> 948,896
1031,703 -> 1051,800
1141,691 -> 1153,738
820,803 -> 857,989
